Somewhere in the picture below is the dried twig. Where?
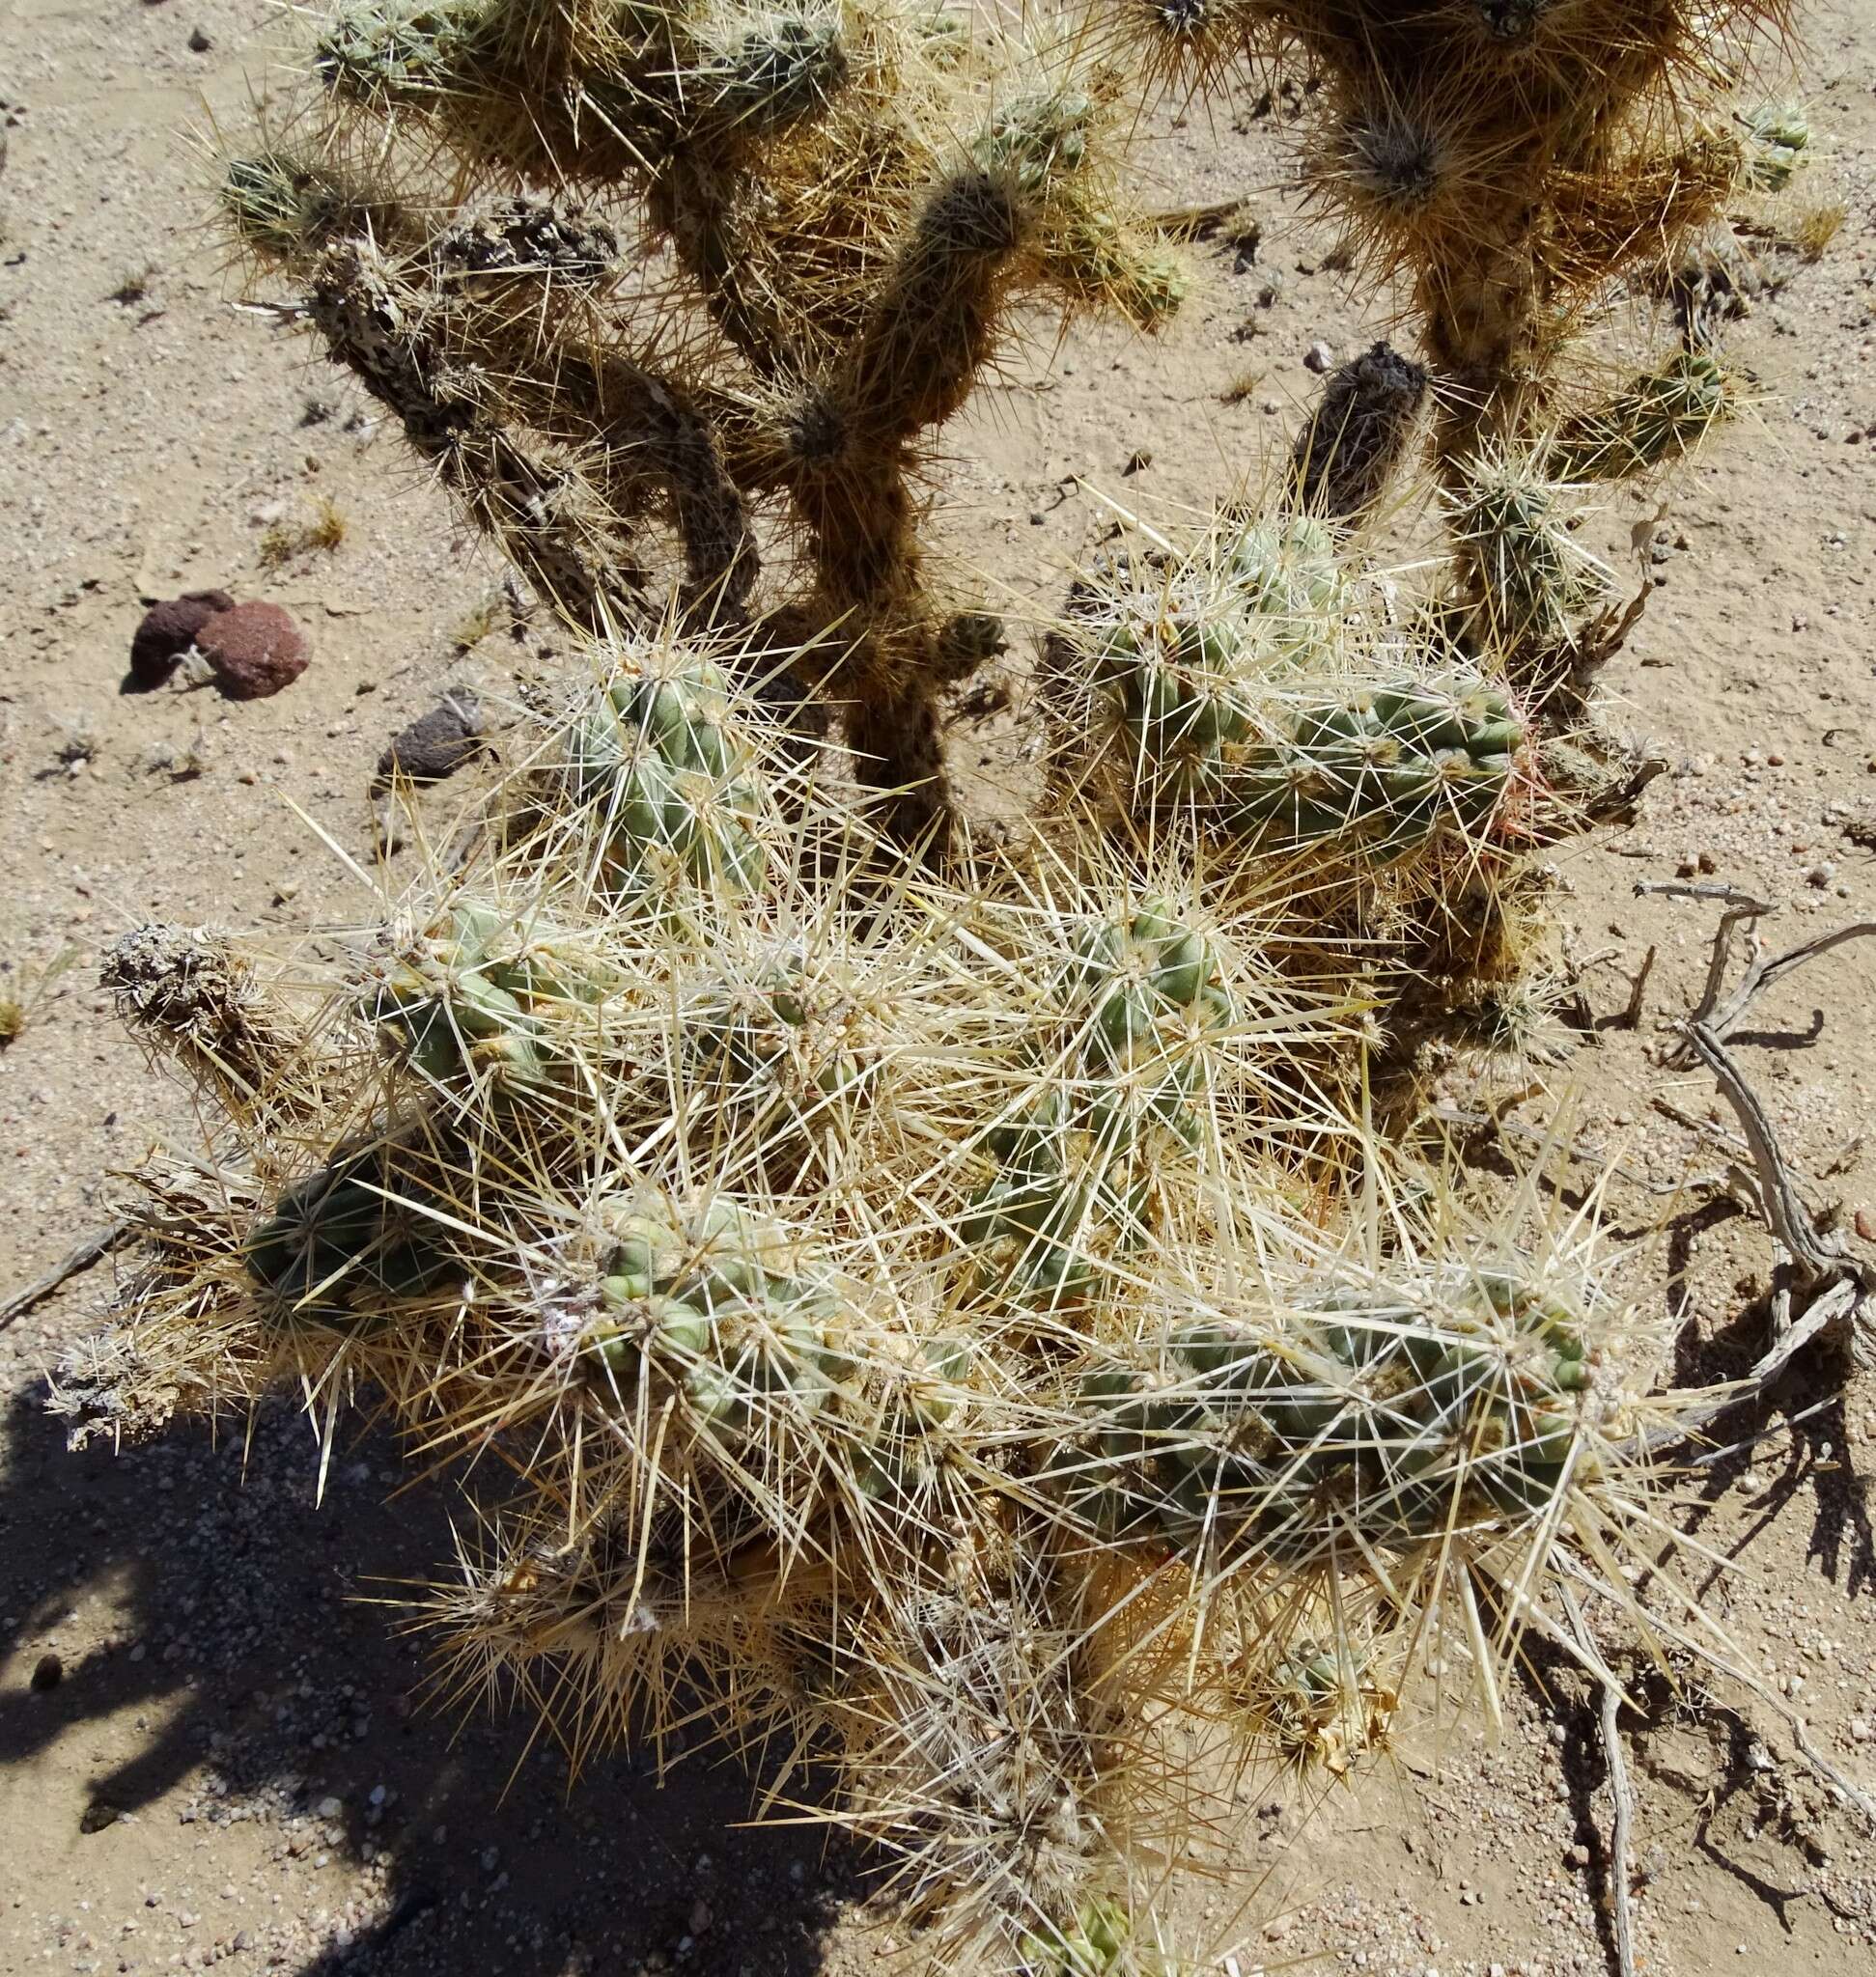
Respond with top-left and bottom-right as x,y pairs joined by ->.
1683,1024 -> 1846,1294
1633,892 -> 1876,1444
1615,944 -> 1657,1031
0,1218 -> 134,1331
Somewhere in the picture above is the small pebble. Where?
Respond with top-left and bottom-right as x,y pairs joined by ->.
1303,339 -> 1335,374
373,691 -> 486,790
30,1651 -> 63,1691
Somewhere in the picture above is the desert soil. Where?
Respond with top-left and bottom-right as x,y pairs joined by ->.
3,4 -> 1876,1975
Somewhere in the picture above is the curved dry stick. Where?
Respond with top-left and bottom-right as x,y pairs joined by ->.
0,1221 -> 134,1332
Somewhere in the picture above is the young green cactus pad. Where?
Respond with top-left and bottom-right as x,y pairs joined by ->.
1739,99 -> 1810,190
557,651 -> 770,901
1063,1246 -> 1610,1564
1227,1632 -> 1394,1778
1547,348 -> 1735,482
1449,446 -> 1611,666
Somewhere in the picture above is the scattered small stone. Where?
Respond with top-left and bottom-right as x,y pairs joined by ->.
1855,1211 -> 1876,1245
1303,339 -> 1335,374
195,602 -> 311,700
30,1650 -> 63,1691
128,589 -> 234,688
1121,448 -> 1152,476
373,690 -> 486,791
80,1802 -> 122,1833
187,25 -> 210,49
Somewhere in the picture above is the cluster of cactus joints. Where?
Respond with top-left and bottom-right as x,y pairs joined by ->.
1065,1261 -> 1605,1564
1088,0 -> 1795,708
1219,673 -> 1524,860
561,654 -> 770,903
225,0 -> 1185,850
963,903 -> 1235,1306
1049,516 -> 1341,808
1058,523 -> 1525,868
356,897 -> 616,1093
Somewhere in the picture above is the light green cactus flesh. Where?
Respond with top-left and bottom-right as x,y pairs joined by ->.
1068,1267 -> 1597,1557
1219,675 -> 1523,857
963,905 -> 1231,1302
577,1200 -> 851,1446
972,88 -> 1095,193
1741,101 -> 1809,190
314,0 -> 482,104
1452,458 -> 1606,654
364,899 -> 612,1089
1085,519 -> 1345,808
685,957 -> 874,1138
569,661 -> 768,903
1018,1895 -> 1134,1977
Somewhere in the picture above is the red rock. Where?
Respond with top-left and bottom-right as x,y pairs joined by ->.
128,590 -> 234,687
196,601 -> 311,700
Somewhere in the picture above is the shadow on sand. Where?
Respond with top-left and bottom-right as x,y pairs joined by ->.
0,1379 -> 854,1976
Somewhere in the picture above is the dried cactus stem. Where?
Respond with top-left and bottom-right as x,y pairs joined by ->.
102,924 -> 325,1126
308,239 -> 654,627
1288,338 -> 1429,524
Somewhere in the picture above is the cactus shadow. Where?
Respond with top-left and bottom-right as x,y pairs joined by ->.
1656,1200 -> 1875,1602
0,1381 -> 854,1977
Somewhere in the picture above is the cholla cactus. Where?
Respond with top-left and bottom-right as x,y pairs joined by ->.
1083,0 -> 1794,695
218,0 -> 1185,848
70,645 -> 1737,1971
71,0 -> 1833,1963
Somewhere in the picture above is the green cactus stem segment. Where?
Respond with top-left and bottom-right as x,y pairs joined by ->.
1067,1266 -> 1599,1557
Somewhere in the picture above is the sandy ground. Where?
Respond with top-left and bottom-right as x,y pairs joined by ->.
3,3 -> 1876,1973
